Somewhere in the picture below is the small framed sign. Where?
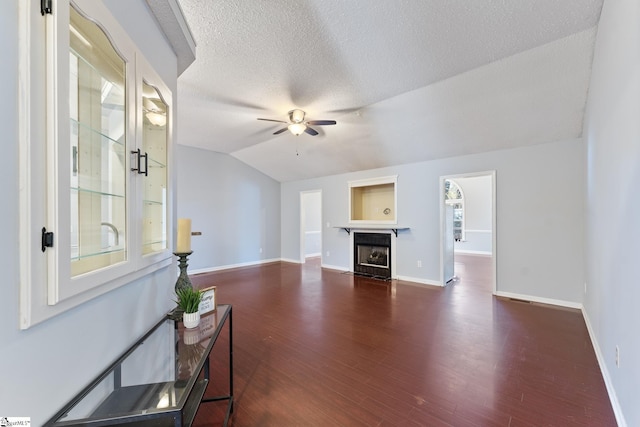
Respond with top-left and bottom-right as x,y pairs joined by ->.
198,286 -> 216,315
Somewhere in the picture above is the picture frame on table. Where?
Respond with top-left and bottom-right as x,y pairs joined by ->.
198,286 -> 216,315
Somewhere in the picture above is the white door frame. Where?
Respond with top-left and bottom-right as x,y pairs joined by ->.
299,189 -> 323,264
439,170 -> 497,293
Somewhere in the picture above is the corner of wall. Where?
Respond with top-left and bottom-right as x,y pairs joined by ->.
581,307 -> 628,427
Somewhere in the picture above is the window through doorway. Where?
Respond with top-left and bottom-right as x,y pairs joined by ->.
444,179 -> 464,241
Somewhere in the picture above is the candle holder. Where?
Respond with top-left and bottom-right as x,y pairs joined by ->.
174,251 -> 194,293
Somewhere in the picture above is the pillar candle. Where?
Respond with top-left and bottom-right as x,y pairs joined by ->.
176,218 -> 192,253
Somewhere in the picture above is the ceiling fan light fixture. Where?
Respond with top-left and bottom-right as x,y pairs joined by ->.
288,123 -> 307,136
258,109 -> 335,137
289,109 -> 306,123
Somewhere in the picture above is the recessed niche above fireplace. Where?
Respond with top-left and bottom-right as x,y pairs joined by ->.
349,175 -> 397,223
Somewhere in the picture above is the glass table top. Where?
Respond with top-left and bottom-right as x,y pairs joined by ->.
49,305 -> 230,425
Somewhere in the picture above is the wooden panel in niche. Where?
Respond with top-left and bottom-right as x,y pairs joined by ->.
350,180 -> 396,222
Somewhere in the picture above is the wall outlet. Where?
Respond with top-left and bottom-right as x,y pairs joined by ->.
417,260 -> 422,268
259,247 -> 263,254
326,251 -> 330,257
326,222 -> 331,228
615,345 -> 620,368
584,282 -> 587,293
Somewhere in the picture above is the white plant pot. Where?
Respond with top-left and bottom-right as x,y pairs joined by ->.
182,311 -> 200,329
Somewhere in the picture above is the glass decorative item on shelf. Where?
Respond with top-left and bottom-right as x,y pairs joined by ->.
69,6 -> 127,276
141,81 -> 168,255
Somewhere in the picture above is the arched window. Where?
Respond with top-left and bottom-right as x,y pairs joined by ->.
444,179 -> 464,241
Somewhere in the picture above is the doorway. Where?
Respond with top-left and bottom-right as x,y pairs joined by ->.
440,171 -> 496,293
300,190 -> 322,263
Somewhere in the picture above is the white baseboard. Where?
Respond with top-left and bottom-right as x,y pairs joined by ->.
192,258 -> 343,275
454,250 -> 492,256
395,275 -> 443,287
320,263 -> 349,272
189,258 -> 281,275
582,308 -> 627,427
496,291 -> 628,424
305,253 -> 321,258
494,291 -> 582,310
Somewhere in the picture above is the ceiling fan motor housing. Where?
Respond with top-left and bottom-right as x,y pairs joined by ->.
289,109 -> 306,123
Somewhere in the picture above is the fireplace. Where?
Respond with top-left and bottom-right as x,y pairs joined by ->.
353,232 -> 392,279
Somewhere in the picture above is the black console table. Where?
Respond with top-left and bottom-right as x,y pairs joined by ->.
45,305 -> 233,427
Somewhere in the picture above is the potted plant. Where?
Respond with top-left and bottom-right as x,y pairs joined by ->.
175,287 -> 202,329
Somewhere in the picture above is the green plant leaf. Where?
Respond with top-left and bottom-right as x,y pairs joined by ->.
175,287 -> 202,313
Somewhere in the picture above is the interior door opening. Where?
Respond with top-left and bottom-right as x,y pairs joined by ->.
440,171 -> 496,293
300,190 -> 322,263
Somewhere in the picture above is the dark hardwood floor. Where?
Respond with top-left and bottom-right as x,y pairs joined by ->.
192,255 -> 616,426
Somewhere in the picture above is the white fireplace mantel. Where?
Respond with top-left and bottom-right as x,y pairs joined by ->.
337,226 -> 409,279
334,225 -> 410,237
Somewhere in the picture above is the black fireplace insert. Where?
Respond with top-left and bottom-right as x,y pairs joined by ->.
353,232 -> 391,279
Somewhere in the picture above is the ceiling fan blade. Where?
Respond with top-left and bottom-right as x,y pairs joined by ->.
306,120 -> 336,126
304,126 -> 319,136
258,118 -> 288,124
273,127 -> 288,135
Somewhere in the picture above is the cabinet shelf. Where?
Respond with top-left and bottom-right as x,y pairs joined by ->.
71,118 -> 125,148
71,186 -> 125,199
143,241 -> 166,253
147,157 -> 166,168
143,199 -> 164,206
143,238 -> 165,245
71,246 -> 124,261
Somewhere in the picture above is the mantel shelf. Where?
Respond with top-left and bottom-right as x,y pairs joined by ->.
334,225 -> 410,237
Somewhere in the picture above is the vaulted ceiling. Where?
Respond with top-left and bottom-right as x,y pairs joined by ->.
176,0 -> 603,182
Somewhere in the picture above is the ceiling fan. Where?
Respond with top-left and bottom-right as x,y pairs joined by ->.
257,109 -> 336,136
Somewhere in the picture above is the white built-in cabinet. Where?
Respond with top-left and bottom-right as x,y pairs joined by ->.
19,0 -> 174,328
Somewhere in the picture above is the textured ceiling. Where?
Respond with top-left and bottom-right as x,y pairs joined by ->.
176,0 -> 603,182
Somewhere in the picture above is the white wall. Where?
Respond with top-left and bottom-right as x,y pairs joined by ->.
302,191 -> 322,257
0,1 -> 179,423
176,145 -> 281,272
454,175 -> 493,255
282,139 -> 584,305
583,0 -> 640,425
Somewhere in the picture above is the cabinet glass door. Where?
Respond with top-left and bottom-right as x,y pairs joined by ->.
141,82 -> 168,255
69,5 -> 127,277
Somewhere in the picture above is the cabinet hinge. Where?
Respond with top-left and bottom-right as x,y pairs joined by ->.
41,227 -> 54,252
41,0 -> 52,15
